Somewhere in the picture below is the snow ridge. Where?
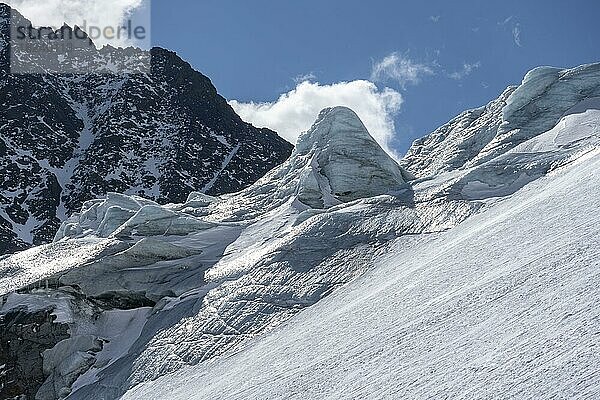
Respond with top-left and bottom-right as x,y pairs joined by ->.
401,63 -> 600,179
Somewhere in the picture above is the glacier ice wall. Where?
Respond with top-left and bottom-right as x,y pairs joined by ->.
401,63 -> 600,178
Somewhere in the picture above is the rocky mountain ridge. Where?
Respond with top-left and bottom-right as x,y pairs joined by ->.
0,3 -> 293,254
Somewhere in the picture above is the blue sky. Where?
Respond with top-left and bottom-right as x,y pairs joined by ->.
150,0 -> 599,155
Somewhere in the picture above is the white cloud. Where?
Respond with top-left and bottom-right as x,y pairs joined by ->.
230,80 -> 403,158
449,61 -> 481,80
512,24 -> 522,47
370,52 -> 434,88
293,72 -> 317,83
499,16 -> 523,48
429,15 -> 440,23
5,0 -> 149,47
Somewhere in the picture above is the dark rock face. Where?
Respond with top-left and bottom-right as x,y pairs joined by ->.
0,307 -> 70,399
0,4 -> 293,254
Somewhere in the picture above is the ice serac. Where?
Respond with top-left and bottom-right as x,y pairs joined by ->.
207,106 -> 411,219
400,87 -> 515,178
401,63 -> 600,178
295,107 -> 410,208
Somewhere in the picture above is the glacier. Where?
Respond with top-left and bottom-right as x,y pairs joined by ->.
0,62 -> 599,400
125,143 -> 600,400
401,62 -> 600,178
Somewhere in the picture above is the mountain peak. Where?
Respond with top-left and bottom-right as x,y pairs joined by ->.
0,4 -> 293,254
296,106 -> 376,153
295,106 -> 409,208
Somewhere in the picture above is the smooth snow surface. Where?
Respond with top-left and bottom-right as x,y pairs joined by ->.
124,150 -> 600,400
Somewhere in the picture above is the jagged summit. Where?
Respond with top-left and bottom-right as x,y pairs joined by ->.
0,4 -> 293,254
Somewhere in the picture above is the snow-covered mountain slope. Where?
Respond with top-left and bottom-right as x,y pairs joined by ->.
0,4 -> 293,254
0,62 -> 599,400
125,144 -> 600,400
401,63 -> 600,179
0,106 -> 478,399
